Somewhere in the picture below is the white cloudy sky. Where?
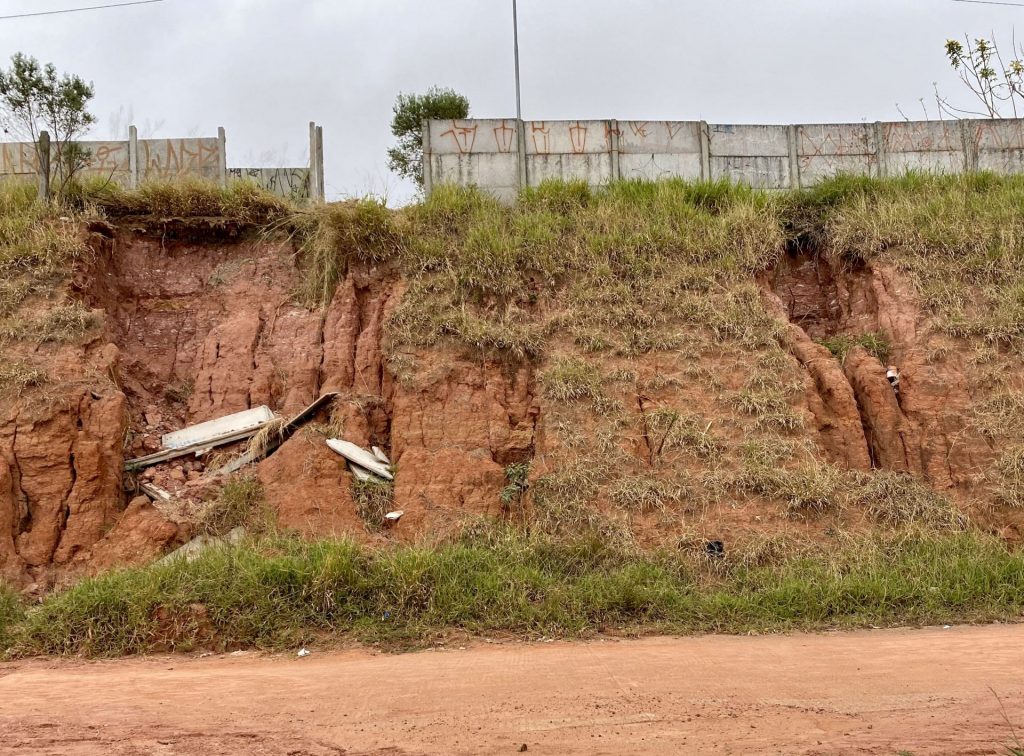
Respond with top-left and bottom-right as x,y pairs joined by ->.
2,0 -> 1020,201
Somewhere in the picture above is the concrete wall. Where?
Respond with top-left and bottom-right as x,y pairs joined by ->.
426,117 -> 1024,196
1,123 -> 325,201
227,167 -> 312,201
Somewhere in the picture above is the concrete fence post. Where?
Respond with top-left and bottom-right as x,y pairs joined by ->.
217,127 -> 227,188
128,125 -> 139,189
308,121 -> 319,202
316,125 -> 325,201
37,131 -> 51,201
609,119 -> 620,182
873,122 -> 887,179
421,118 -> 433,195
516,118 -> 528,192
698,121 -> 711,181
960,119 -> 979,173
786,125 -> 800,189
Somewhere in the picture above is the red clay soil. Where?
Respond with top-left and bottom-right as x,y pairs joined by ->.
1,625 -> 1022,755
4,225 -> 1024,587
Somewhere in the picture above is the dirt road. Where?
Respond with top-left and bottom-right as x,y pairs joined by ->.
1,625 -> 1022,755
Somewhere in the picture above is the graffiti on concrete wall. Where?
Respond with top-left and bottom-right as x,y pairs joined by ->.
139,138 -> 220,180
0,142 -> 40,175
228,167 -> 311,200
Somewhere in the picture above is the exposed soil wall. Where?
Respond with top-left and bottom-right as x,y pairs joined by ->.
1,222 -> 1019,588
762,250 -> 994,489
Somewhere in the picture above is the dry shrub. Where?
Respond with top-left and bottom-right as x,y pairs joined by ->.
736,461 -> 845,515
84,178 -> 288,225
850,471 -> 967,529
246,417 -> 287,460
540,357 -> 603,402
197,476 -> 269,536
991,447 -> 1024,508
609,475 -> 687,513
352,478 -> 394,532
0,361 -> 47,394
974,393 -> 1024,440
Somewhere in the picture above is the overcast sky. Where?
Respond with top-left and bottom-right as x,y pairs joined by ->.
3,0 -> 1021,202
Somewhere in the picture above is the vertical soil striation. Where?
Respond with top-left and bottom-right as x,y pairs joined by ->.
763,248 -> 992,489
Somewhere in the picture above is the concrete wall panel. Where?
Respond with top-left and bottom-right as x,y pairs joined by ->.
527,153 -> 613,185
978,149 -> 1024,174
970,119 -> 1024,150
711,156 -> 789,188
434,153 -> 519,190
525,121 -> 610,155
798,154 -> 874,184
619,153 -> 702,181
798,124 -> 874,157
228,167 -> 311,200
139,138 -> 221,181
618,121 -> 701,154
0,142 -> 41,176
887,151 -> 965,174
709,125 -> 788,157
429,119 -> 518,156
883,121 -> 961,153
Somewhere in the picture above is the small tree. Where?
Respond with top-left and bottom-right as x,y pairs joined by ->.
387,86 -> 469,189
0,53 -> 96,197
936,36 -> 1024,119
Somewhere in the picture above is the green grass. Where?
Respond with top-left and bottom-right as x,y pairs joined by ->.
352,478 -> 395,532
297,179 -> 785,359
288,172 -> 1024,359
76,177 -> 290,224
196,476 -> 270,536
814,172 -> 1024,347
540,357 -> 603,402
0,360 -> 47,392
817,332 -> 891,364
3,528 -> 1023,657
0,583 -> 22,651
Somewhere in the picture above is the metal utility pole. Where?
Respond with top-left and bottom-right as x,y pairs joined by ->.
512,0 -> 527,190
513,0 -> 523,121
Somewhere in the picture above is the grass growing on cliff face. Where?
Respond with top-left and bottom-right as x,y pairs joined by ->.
197,476 -> 270,536
817,332 -> 891,364
815,172 -> 1024,348
0,183 -> 87,336
352,478 -> 395,532
298,180 -> 786,358
4,528 -> 1023,657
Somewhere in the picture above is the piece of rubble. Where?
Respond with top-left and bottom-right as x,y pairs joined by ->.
213,392 -> 340,476
156,526 -> 247,565
162,406 -> 276,450
384,510 -> 404,524
140,482 -> 173,502
372,446 -> 391,465
348,462 -> 374,482
126,406 -> 280,472
327,439 -> 394,481
886,366 -> 901,396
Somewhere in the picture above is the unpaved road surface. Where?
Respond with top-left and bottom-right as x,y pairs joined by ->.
2,625 -> 1023,755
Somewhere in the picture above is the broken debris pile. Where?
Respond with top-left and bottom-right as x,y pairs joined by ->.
122,392 -> 403,528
